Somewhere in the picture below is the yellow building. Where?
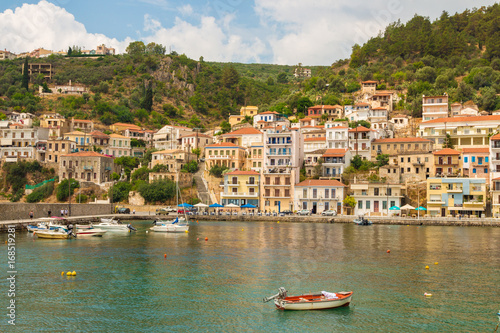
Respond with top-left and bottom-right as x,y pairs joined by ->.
110,122 -> 141,133
204,142 -> 246,170
228,106 -> 259,127
427,178 -> 486,217
432,148 -> 462,176
220,170 -> 260,208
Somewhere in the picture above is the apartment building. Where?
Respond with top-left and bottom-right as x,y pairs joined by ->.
179,133 -> 213,151
307,105 -> 343,121
107,134 -> 132,157
153,125 -> 193,150
348,126 -> 378,160
304,149 -> 327,177
261,128 -> 303,212
221,127 -> 263,148
71,119 -> 94,132
204,142 -> 246,170
491,177 -> 500,217
419,115 -> 500,150
0,125 -> 48,162
427,178 -> 486,217
59,151 -> 116,185
489,133 -> 500,182
294,179 -> 346,214
40,113 -> 70,138
379,152 -> 433,183
422,94 -> 449,121
370,137 -> 433,160
433,148 -> 462,177
45,139 -> 76,165
462,148 -> 490,182
326,124 -> 348,149
350,181 -> 403,216
246,143 -> 264,172
220,170 -> 260,208
322,149 -> 351,179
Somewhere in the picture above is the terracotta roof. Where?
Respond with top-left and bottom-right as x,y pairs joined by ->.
300,117 -> 313,121
433,148 -> 460,155
109,134 -> 129,139
61,151 -> 110,158
461,148 -> 489,154
328,126 -> 349,129
372,107 -> 388,110
372,137 -> 431,143
304,137 -> 326,142
152,149 -> 185,154
225,170 -> 260,175
180,133 -> 212,138
64,131 -> 88,136
205,142 -> 244,148
295,179 -> 346,187
89,130 -> 109,138
493,177 -> 500,181
258,111 -> 279,115
322,149 -> 348,157
223,127 -> 262,136
421,115 -> 500,125
307,149 -> 328,155
362,80 -> 377,84
490,133 -> 500,141
308,105 -> 342,109
72,119 -> 92,123
348,126 -> 372,133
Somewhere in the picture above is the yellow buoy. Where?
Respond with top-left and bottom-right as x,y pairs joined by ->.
66,271 -> 72,276
241,229 -> 244,231
71,271 -> 76,276
434,262 -> 438,265
424,292 -> 432,297
277,221 -> 280,223
185,230 -> 188,233
425,265 -> 429,269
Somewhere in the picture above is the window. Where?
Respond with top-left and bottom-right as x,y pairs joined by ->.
430,184 -> 441,190
464,156 -> 468,163
485,168 -> 488,173
407,157 -> 411,162
366,201 -> 371,209
472,156 -> 476,163
400,157 -> 404,162
473,168 -> 476,174
486,157 -> 489,162
383,201 -> 387,210
325,189 -> 329,199
265,201 -> 270,207
358,201 -> 363,209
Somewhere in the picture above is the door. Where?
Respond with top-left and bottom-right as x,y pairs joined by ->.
374,201 -> 379,213
87,173 -> 91,181
312,202 -> 317,214
441,208 -> 446,217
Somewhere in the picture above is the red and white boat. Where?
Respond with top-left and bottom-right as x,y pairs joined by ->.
76,228 -> 107,237
264,288 -> 353,310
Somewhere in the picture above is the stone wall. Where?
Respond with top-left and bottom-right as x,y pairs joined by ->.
0,203 -> 112,221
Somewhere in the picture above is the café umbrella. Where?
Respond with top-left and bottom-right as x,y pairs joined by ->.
416,206 -> 426,219
225,203 -> 240,215
209,203 -> 223,214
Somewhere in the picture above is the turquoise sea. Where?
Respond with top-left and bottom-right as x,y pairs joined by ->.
1,221 -> 499,332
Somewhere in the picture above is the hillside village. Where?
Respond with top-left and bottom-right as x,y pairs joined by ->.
1,78 -> 499,218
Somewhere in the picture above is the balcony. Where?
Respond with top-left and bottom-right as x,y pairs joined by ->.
435,163 -> 458,166
428,200 -> 445,205
413,161 -> 424,166
224,181 -> 241,186
83,166 -> 93,170
222,192 -> 258,197
105,166 -> 112,171
246,181 -> 260,186
207,155 -> 233,160
266,152 -> 291,156
448,187 -> 463,193
464,201 -> 484,206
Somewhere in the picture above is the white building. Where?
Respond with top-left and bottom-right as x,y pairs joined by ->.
0,124 -> 49,162
294,179 -> 346,214
304,137 -> 326,153
422,94 -> 449,121
154,125 -> 193,150
322,149 -> 351,179
489,133 -> 500,183
351,182 -> 403,216
348,126 -> 378,160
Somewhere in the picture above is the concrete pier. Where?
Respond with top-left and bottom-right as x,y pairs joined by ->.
2,213 -> 499,232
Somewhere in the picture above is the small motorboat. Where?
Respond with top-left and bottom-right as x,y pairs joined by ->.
76,228 -> 107,237
353,215 -> 372,225
100,217 -> 119,224
76,224 -> 92,229
150,217 -> 188,233
94,220 -> 135,231
263,287 -> 353,310
35,226 -> 75,239
27,222 -> 49,232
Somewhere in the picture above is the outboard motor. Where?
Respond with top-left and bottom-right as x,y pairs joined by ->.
127,224 -> 137,231
67,224 -> 76,238
152,220 -> 157,225
263,287 -> 288,303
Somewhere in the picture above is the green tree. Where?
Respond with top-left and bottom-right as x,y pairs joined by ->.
209,165 -> 229,177
220,121 -> 231,134
56,179 -> 79,202
277,72 -> 288,84
343,196 -> 357,209
126,41 -> 146,56
109,181 -> 132,203
443,133 -> 454,149
135,108 -> 149,122
296,96 -> 313,113
141,81 -> 153,112
21,57 -> 29,90
376,154 -> 389,167
137,179 -> 176,203
350,155 -> 363,169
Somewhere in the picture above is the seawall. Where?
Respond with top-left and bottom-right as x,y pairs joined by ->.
0,203 -> 113,221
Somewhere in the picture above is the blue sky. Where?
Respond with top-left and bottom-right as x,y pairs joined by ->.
1,1 -> 498,65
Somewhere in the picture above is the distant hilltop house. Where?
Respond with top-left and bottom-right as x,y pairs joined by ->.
81,44 -> 115,56
0,50 -> 16,60
22,63 -> 54,81
39,80 -> 89,95
294,67 -> 311,78
29,48 -> 66,58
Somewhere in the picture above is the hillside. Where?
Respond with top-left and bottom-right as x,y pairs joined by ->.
1,4 -> 499,129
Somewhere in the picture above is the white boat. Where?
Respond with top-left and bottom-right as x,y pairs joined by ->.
100,217 -> 119,224
94,220 -> 136,232
264,288 -> 353,310
27,222 -> 49,232
76,224 -> 92,229
76,228 -> 107,237
150,217 -> 189,233
150,179 -> 189,233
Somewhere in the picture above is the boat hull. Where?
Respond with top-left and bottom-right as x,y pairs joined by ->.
76,228 -> 107,237
274,292 -> 353,310
35,231 -> 71,239
94,224 -> 130,231
150,225 -> 189,233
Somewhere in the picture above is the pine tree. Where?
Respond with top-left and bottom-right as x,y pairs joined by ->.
21,57 -> 29,90
141,81 -> 153,112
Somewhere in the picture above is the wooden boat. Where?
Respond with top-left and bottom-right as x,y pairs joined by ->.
76,228 -> 107,237
264,288 -> 353,310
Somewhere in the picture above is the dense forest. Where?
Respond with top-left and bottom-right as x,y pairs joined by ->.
0,4 -> 500,129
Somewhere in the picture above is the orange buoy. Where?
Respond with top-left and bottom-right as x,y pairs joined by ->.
387,250 -> 391,253
205,237 -> 208,241
164,254 -> 167,258
197,238 -> 199,241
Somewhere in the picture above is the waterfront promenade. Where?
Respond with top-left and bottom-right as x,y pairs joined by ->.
2,211 -> 500,231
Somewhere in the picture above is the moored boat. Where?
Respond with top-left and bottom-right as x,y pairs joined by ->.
150,217 -> 188,233
264,288 -> 353,310
35,229 -> 73,239
94,220 -> 136,231
353,215 -> 372,225
76,227 -> 107,237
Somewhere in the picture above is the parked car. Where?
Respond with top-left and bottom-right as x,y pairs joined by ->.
280,210 -> 294,215
117,207 -> 130,214
297,209 -> 311,216
155,207 -> 175,215
321,210 -> 337,216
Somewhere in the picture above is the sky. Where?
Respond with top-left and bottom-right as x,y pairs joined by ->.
0,0 -> 498,65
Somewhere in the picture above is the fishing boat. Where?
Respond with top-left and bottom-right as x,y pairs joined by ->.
353,215 -> 372,225
76,228 -> 107,237
150,176 -> 189,233
263,287 -> 353,310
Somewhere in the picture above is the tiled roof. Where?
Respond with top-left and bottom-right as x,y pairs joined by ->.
490,133 -> 500,141
223,127 -> 262,136
61,151 -> 110,158
421,115 -> 500,124
152,149 -> 185,154
258,111 -> 279,115
322,149 -> 347,157
205,142 -> 244,148
433,148 -> 460,155
372,137 -> 431,143
89,130 -> 109,138
72,119 -> 92,123
295,179 -> 346,187
225,170 -> 260,175
109,134 -> 129,139
304,137 -> 326,142
461,148 -> 489,153
348,126 -> 372,133
362,80 -> 377,84
180,133 -> 212,138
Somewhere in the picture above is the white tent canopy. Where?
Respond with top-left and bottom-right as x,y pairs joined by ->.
401,204 -> 415,210
194,203 -> 209,207
224,203 -> 240,208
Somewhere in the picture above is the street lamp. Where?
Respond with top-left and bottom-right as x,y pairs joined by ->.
67,168 -> 74,216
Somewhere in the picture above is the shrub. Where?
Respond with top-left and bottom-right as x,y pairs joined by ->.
26,182 -> 54,203
109,181 -> 132,203
209,165 -> 229,178
137,179 -> 176,204
56,179 -> 79,202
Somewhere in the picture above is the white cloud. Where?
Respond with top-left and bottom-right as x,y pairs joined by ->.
0,1 -> 131,53
178,4 -> 193,16
142,14 -> 265,63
